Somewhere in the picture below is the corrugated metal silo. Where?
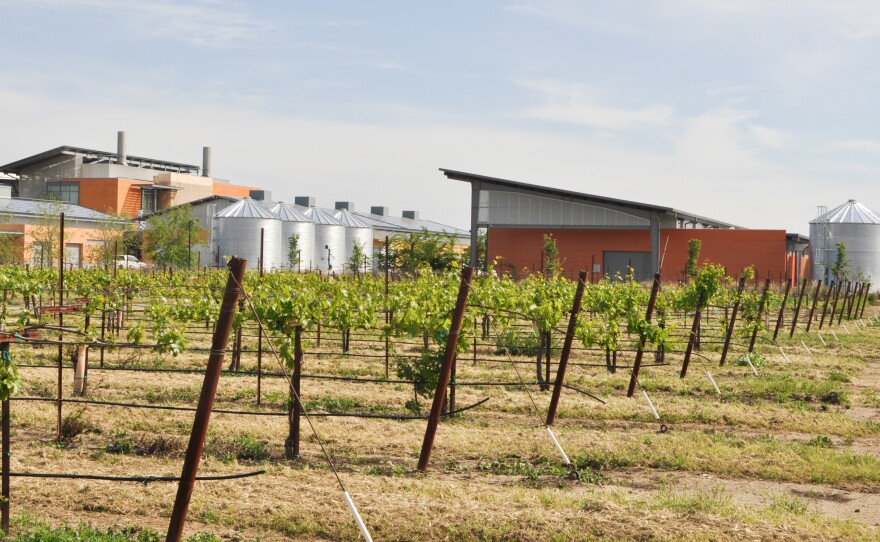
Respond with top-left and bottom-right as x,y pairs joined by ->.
334,209 -> 374,273
214,198 -> 283,270
270,202 -> 316,271
302,207 -> 345,273
810,199 -> 880,288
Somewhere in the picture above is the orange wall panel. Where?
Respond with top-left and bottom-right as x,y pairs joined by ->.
212,183 -> 254,198
488,227 -> 790,283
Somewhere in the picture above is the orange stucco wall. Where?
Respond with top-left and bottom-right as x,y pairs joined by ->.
212,183 -> 254,198
488,227 -> 791,282
0,222 -> 121,267
60,178 -> 149,217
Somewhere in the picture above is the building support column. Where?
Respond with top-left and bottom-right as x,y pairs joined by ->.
650,212 -> 661,275
469,181 -> 481,270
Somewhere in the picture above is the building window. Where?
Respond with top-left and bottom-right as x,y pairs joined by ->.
141,188 -> 158,214
47,182 -> 79,205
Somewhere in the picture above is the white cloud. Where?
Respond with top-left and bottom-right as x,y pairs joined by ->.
837,139 -> 880,155
748,124 -> 789,149
520,81 -> 673,130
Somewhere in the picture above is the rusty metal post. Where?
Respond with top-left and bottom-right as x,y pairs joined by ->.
166,257 -> 247,542
1,343 -> 10,534
818,281 -> 835,330
384,236 -> 390,378
837,282 -> 851,325
789,278 -> 808,338
852,283 -> 866,320
748,279 -> 771,353
720,277 -> 747,366
417,266 -> 474,472
100,301 -> 106,368
627,273 -> 661,397
546,271 -> 587,424
57,212 -> 64,443
680,290 -> 706,379
860,283 -> 871,319
285,325 -> 303,460
804,280 -> 823,333
772,278 -> 792,342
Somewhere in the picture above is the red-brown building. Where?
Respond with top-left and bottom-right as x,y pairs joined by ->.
443,169 -> 809,284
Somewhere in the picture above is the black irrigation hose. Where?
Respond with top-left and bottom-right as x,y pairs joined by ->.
9,470 -> 264,483
12,396 -> 491,420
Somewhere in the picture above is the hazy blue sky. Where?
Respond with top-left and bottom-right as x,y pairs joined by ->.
2,1 -> 879,232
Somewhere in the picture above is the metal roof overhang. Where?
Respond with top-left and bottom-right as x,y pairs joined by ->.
0,146 -> 199,175
441,168 -> 740,229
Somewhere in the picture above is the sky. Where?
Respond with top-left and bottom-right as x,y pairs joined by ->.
1,1 -> 880,233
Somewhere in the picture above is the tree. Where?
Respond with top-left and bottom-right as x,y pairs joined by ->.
347,240 -> 368,275
830,241 -> 849,282
542,233 -> 562,278
143,205 -> 205,268
686,238 -> 702,279
385,228 -> 459,273
0,213 -> 23,264
28,199 -> 66,268
87,210 -> 133,267
287,234 -> 300,269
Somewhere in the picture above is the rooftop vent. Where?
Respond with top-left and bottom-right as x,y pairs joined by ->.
117,131 -> 127,166
335,201 -> 355,212
402,210 -> 419,220
295,196 -> 316,207
370,206 -> 389,216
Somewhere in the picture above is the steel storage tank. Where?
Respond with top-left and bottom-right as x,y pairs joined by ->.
334,209 -> 374,273
302,207 -> 345,273
810,199 -> 880,288
270,202 -> 316,271
213,198 -> 283,270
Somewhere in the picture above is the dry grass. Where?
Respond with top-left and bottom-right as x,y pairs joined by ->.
5,306 -> 880,540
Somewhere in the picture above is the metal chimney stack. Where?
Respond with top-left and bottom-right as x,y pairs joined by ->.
202,146 -> 211,177
117,131 -> 127,166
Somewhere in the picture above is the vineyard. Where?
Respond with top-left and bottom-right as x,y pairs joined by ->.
0,260 -> 878,541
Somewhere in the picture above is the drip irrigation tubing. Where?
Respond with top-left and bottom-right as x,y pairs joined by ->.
12,396 -> 490,420
8,470 -> 264,483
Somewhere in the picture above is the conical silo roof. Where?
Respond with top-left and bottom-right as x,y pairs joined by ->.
270,202 -> 310,222
334,208 -> 371,228
302,207 -> 343,225
810,199 -> 880,224
215,198 -> 280,219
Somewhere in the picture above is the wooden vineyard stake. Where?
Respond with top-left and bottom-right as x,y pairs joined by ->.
627,273 -> 661,397
1,343 -> 10,534
837,282 -> 851,325
166,257 -> 247,542
546,271 -> 587,425
680,289 -> 706,379
720,277 -> 747,366
804,280 -> 823,333
828,282 -> 843,327
772,278 -> 792,342
788,278 -> 808,338
748,279 -> 771,354
818,281 -> 835,330
860,283 -> 872,319
417,266 -> 474,472
285,325 -> 303,459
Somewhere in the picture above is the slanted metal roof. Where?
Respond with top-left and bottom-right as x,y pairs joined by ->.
215,198 -> 280,219
302,207 -> 343,225
354,212 -> 469,238
441,168 -> 740,229
0,197 -> 127,222
333,208 -> 371,228
810,199 -> 880,224
0,146 -> 199,175
270,202 -> 310,222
